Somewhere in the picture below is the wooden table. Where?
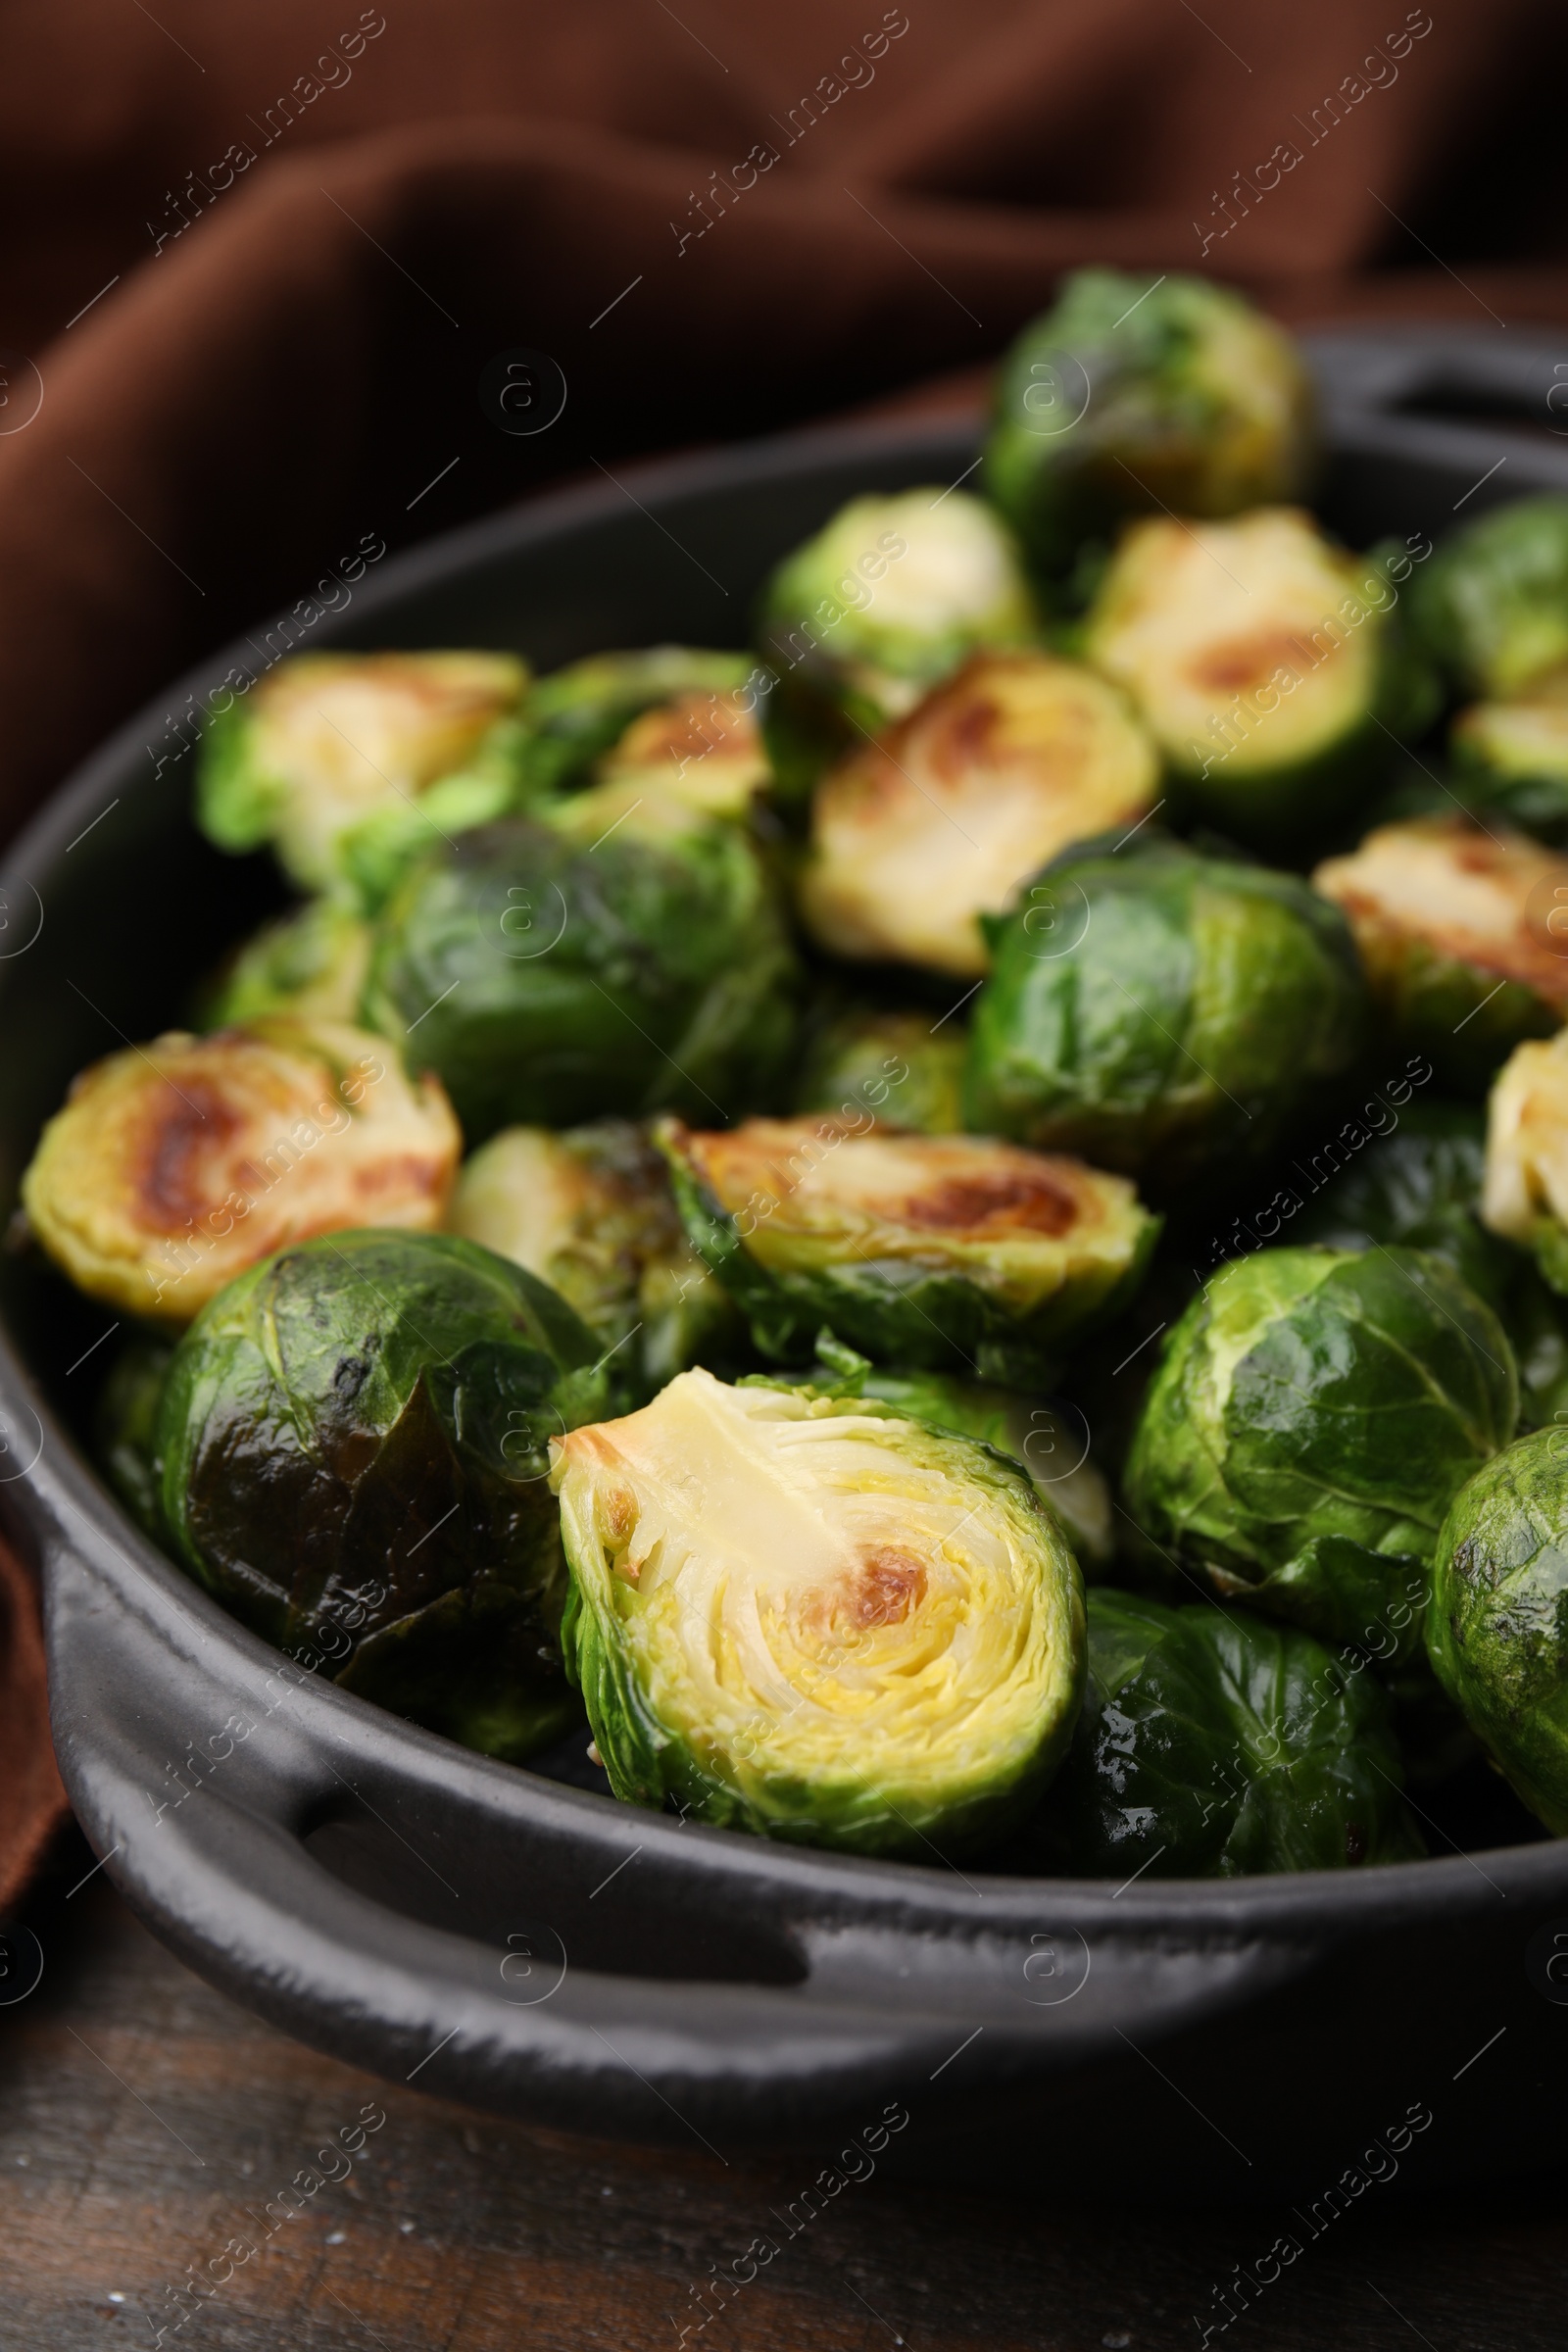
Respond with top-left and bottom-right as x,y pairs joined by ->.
3,1827 -> 1565,2352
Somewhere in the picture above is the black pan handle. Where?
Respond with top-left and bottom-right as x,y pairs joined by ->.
1301,324 -> 1568,486
35,1455 -> 1334,2146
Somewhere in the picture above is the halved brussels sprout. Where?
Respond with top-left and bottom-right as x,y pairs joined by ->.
448,1119 -> 739,1396
1313,814 -> 1568,1087
516,647 -> 764,801
659,1113 -> 1158,1381
363,805 -> 799,1140
1479,1029 -> 1568,1297
1082,509 -> 1437,843
797,653 -> 1158,977
1449,673 -> 1568,839
789,1348 -> 1114,1568
1125,1245 -> 1517,1651
963,832 -> 1364,1184
199,898 -> 372,1029
985,269 -> 1317,581
1406,495 -> 1568,698
1427,1426 -> 1568,1832
596,684 -> 769,819
757,490 -> 1039,795
159,1230 -> 610,1760
198,653 -> 527,892
22,1020 -> 460,1327
1033,1587 -> 1422,1877
550,1366 -> 1084,1854
94,1331 -> 176,1540
791,1007 -> 966,1136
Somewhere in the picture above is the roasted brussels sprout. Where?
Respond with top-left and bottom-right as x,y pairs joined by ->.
659,1113 -> 1157,1381
1427,1426 -> 1568,1831
1124,1246 -> 1517,1650
515,646 -> 766,804
22,1020 -> 460,1327
159,1229 -> 611,1759
1313,815 -> 1568,1087
1034,1587 -> 1422,1876
822,1354 -> 1113,1568
757,490 -> 1039,794
550,1366 -> 1084,1854
1406,495 -> 1568,699
963,832 -> 1364,1184
798,653 -> 1158,977
1480,1029 -> 1568,1297
791,1007 -> 966,1135
448,1119 -> 739,1395
199,898 -> 372,1029
364,803 -> 799,1139
94,1332 -> 176,1540
198,653 -> 527,892
1082,509 -> 1438,842
984,269 -> 1317,583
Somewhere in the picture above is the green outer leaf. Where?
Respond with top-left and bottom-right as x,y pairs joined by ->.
363,814 -> 799,1140
962,831 -> 1365,1183
1125,1245 -> 1519,1651
656,1122 -> 1158,1381
557,1389 -> 1086,1857
1428,1426 -> 1568,1832
157,1229 -> 609,1761
1038,1587 -> 1423,1877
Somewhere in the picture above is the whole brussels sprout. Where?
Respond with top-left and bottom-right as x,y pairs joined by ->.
514,646 -> 767,805
1313,814 -> 1568,1089
797,652 -> 1158,977
199,898 -> 372,1029
159,1229 -> 611,1760
659,1113 -> 1158,1382
756,490 -> 1039,796
364,801 -> 799,1140
1405,495 -> 1568,699
448,1119 -> 740,1396
1082,509 -> 1439,844
1427,1426 -> 1568,1831
550,1366 -> 1084,1855
984,269 -> 1317,582
962,832 -> 1364,1184
198,653 -> 527,893
1124,1246 -> 1518,1650
791,1007 -> 966,1136
1449,680 -> 1568,841
21,1020 -> 460,1327
94,1332 -> 176,1540
1034,1587 -> 1423,1877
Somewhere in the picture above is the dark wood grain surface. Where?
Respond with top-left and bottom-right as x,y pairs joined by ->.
3,1826 -> 1566,2352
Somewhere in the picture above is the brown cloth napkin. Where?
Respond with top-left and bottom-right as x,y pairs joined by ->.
0,0 -> 1564,1902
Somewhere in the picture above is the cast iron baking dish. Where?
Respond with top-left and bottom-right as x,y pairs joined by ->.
8,329 -> 1568,2199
